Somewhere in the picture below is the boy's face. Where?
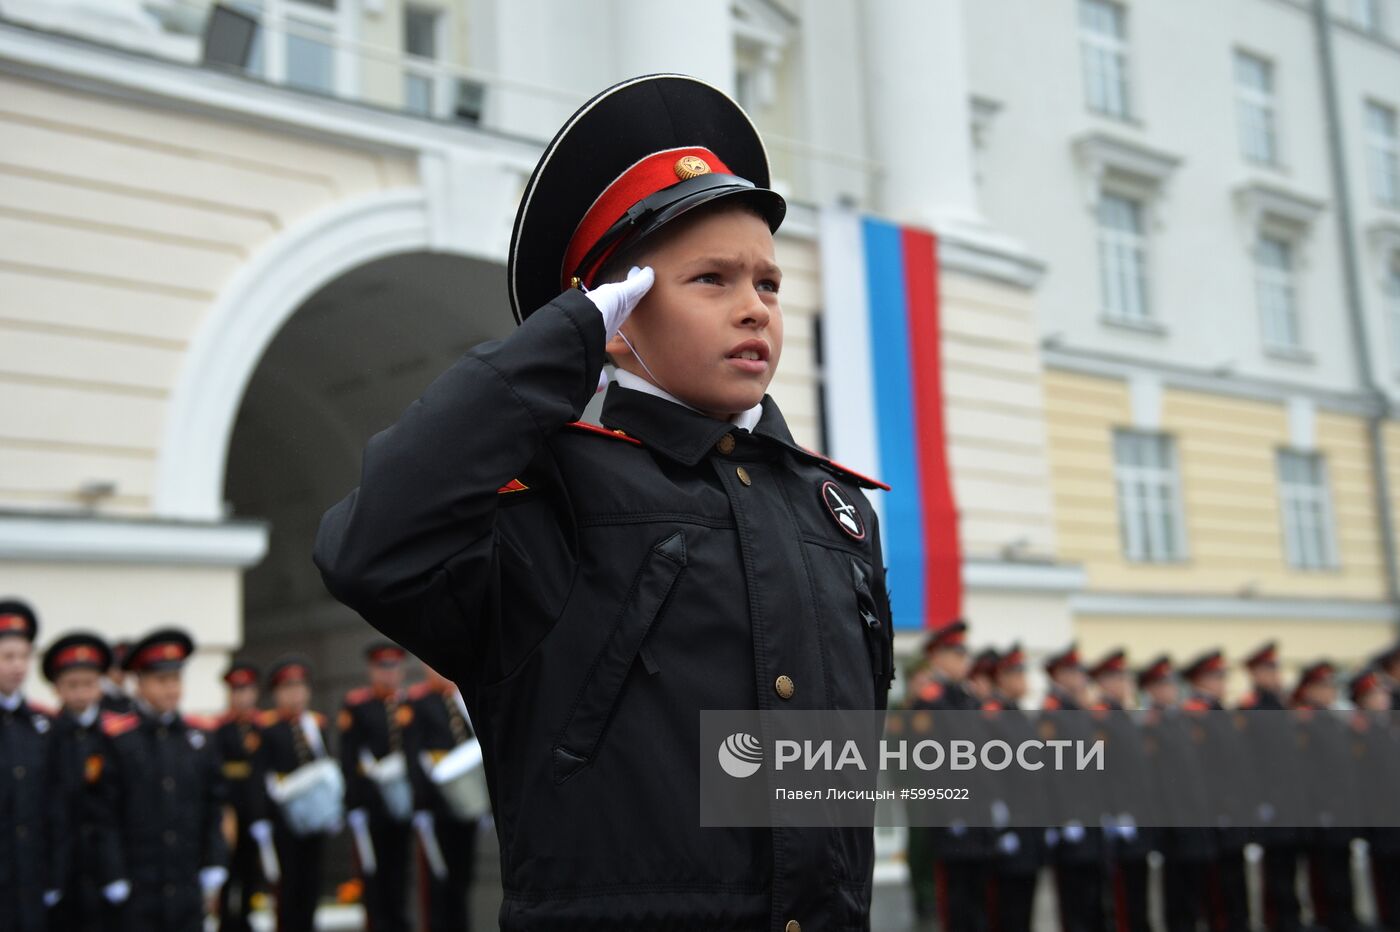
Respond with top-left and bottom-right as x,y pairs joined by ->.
0,638 -> 31,695
137,669 -> 183,715
55,668 -> 102,714
274,680 -> 310,714
604,206 -> 783,419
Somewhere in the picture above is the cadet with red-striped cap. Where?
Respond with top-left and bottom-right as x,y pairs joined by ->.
44,631 -> 115,932
314,72 -> 895,932
90,626 -> 229,932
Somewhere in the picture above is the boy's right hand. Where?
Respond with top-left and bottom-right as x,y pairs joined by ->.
583,265 -> 654,342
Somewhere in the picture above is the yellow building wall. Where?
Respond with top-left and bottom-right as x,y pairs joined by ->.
0,74 -> 419,516
1045,368 -> 1388,600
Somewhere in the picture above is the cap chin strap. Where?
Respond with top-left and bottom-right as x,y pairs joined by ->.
617,327 -> 677,398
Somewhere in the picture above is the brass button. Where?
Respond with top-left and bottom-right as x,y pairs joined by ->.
775,675 -> 795,700
715,432 -> 736,455
736,466 -> 751,486
786,921 -> 802,932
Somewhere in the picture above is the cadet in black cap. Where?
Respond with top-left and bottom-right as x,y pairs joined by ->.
1374,640 -> 1400,711
43,631 -> 114,932
339,640 -> 413,932
214,659 -> 262,932
314,72 -> 894,932
0,598 -> 65,931
91,626 -> 229,931
253,655 -> 334,932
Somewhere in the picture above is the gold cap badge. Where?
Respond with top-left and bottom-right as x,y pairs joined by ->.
674,155 -> 711,180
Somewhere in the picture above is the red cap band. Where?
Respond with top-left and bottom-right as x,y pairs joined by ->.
560,146 -> 733,289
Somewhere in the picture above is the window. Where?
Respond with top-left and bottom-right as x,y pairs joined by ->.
1234,51 -> 1278,166
1347,0 -> 1381,31
1255,234 -> 1302,352
403,6 -> 439,116
1097,192 -> 1150,323
1367,101 -> 1400,207
1277,449 -> 1338,569
1113,429 -> 1188,562
1080,0 -> 1131,119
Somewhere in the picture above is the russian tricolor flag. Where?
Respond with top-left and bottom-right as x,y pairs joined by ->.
819,206 -> 962,632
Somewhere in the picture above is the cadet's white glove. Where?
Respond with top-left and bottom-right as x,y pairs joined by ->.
43,889 -> 61,907
996,832 -> 1021,856
102,879 -> 131,904
584,265 -> 654,342
249,819 -> 273,845
1062,820 -> 1086,843
199,866 -> 228,895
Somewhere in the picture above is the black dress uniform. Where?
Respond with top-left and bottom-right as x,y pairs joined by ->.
213,661 -> 262,932
1039,646 -> 1105,932
43,632 -> 115,932
314,74 -> 896,932
339,657 -> 413,932
255,657 -> 334,932
91,628 -> 229,932
406,679 -> 481,932
0,601 -> 66,932
1137,657 -> 1215,932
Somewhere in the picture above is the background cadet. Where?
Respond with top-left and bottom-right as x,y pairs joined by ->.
1237,642 -> 1308,932
253,656 -> 334,932
967,648 -> 998,706
0,599 -> 64,932
1180,649 -> 1250,932
91,626 -> 229,932
1292,661 -> 1360,932
1374,641 -> 1400,712
339,640 -> 413,932
1088,649 -> 1152,932
1139,657 -> 1214,932
983,644 -> 1044,932
1040,643 -> 1105,932
214,659 -> 263,932
99,639 -> 134,715
43,631 -> 114,932
406,663 -> 481,932
1348,668 -> 1399,931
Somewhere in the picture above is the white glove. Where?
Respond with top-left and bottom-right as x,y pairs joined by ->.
43,889 -> 61,907
102,879 -> 131,904
1044,828 -> 1059,848
249,819 -> 273,844
1116,814 -> 1138,841
948,818 -> 968,837
1062,820 -> 1085,843
989,800 -> 1010,830
347,807 -> 369,832
583,265 -> 654,343
996,832 -> 1021,855
199,866 -> 228,895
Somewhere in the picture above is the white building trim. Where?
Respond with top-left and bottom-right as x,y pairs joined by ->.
1072,591 -> 1397,622
963,559 -> 1086,593
154,188 -> 435,521
0,512 -> 268,567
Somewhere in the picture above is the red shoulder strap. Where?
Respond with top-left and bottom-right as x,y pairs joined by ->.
798,445 -> 891,491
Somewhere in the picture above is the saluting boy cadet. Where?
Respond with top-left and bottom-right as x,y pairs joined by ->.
314,73 -> 896,932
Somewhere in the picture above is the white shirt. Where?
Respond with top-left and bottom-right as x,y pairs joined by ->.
76,704 -> 100,728
612,367 -> 763,433
0,690 -> 22,712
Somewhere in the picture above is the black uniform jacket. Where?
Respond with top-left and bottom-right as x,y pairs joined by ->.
91,708 -> 229,930
314,286 -> 896,931
0,698 -> 66,932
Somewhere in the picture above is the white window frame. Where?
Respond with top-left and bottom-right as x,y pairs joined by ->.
1255,232 -> 1304,353
1234,49 -> 1279,167
241,0 -> 357,98
1113,429 -> 1189,563
1276,448 -> 1339,570
1079,0 -> 1132,120
1386,253 -> 1400,376
1097,190 -> 1152,324
402,5 -> 452,119
1366,100 -> 1400,208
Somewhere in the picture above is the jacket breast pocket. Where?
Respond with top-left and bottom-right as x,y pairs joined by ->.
850,556 -> 894,702
551,529 -> 687,784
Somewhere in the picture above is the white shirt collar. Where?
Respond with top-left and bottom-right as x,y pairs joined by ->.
0,691 -> 22,712
612,367 -> 763,433
76,704 -> 100,727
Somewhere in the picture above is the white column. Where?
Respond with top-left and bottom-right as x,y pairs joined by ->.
861,0 -> 980,231
612,0 -> 735,96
